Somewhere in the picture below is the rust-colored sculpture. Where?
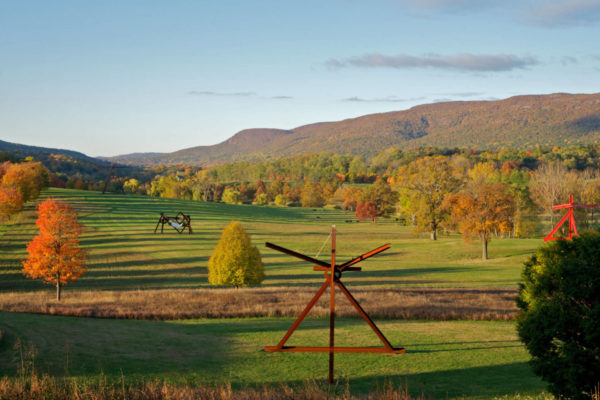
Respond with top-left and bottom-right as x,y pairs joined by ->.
154,212 -> 193,234
264,225 -> 405,384
544,194 -> 595,242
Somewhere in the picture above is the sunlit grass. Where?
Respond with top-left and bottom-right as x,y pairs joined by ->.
0,188 -> 540,292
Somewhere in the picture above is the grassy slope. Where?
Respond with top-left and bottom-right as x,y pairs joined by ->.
0,311 -> 547,399
0,189 -> 550,398
0,188 -> 539,293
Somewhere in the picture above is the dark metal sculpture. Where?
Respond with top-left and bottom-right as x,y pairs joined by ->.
154,212 -> 193,234
264,225 -> 404,384
544,194 -> 596,241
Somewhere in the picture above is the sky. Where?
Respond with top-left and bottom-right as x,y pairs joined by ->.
1,0 -> 599,157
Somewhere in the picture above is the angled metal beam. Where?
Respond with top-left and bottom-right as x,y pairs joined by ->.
336,280 -> 394,350
338,243 -> 390,271
275,280 -> 330,348
265,242 -> 331,269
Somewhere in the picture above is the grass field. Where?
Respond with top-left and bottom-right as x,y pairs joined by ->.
0,188 -> 540,293
0,312 -> 547,399
0,189 -> 551,398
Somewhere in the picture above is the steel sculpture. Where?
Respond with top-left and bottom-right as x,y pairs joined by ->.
154,212 -> 193,234
264,225 -> 405,384
544,194 -> 596,242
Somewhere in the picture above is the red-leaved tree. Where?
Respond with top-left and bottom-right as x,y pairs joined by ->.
355,201 -> 377,222
23,198 -> 87,300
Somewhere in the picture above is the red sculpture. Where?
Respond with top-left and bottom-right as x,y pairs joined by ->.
264,225 -> 405,384
544,194 -> 596,242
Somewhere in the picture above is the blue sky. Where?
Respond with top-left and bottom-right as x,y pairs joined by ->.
1,0 -> 599,157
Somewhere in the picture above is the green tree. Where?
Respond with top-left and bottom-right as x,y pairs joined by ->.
517,232 -> 600,399
360,178 -> 398,217
208,221 -> 265,287
397,156 -> 463,240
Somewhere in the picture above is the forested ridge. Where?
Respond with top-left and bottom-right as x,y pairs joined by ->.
108,93 -> 600,166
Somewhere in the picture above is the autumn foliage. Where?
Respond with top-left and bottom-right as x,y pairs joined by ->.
355,201 -> 377,222
208,221 -> 264,287
0,161 -> 48,221
0,187 -> 23,222
23,198 -> 87,300
444,183 -> 515,260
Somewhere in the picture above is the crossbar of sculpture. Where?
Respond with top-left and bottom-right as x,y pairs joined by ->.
544,194 -> 596,242
154,212 -> 193,234
264,225 -> 405,384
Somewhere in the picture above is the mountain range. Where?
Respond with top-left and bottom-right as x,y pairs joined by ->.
4,93 -> 600,168
107,93 -> 600,167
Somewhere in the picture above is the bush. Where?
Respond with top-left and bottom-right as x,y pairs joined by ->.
253,193 -> 268,206
208,222 -> 264,287
516,231 -> 600,399
221,188 -> 241,205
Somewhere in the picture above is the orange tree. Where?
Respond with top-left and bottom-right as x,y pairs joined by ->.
355,201 -> 377,222
1,161 -> 48,202
0,187 -> 23,222
444,182 -> 515,260
341,186 -> 363,211
23,198 -> 87,300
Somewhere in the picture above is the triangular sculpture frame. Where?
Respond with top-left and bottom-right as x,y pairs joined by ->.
264,225 -> 405,384
544,194 -> 595,242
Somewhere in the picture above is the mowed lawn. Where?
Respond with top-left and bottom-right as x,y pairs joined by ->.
0,312 -> 547,399
0,189 -> 551,398
0,188 -> 540,293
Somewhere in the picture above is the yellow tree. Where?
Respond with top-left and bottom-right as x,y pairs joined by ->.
341,186 -> 363,211
23,198 -> 87,300
397,156 -> 463,240
444,182 -> 515,260
1,161 -> 48,202
300,181 -> 324,207
208,221 -> 264,287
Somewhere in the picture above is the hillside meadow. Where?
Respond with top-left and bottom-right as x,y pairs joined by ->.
0,188 -> 539,292
0,188 -> 552,398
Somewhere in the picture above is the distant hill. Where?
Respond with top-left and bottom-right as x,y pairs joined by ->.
108,93 -> 600,167
0,139 -> 104,163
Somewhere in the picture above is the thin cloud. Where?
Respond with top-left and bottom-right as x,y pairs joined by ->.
561,56 -> 578,65
525,0 -> 600,27
342,96 -> 426,103
326,53 -> 538,72
271,95 -> 293,100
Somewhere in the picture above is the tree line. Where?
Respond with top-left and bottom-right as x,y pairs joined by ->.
0,159 -> 49,222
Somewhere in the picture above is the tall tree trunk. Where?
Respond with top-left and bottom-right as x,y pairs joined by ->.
56,281 -> 61,301
481,236 -> 488,260
430,219 -> 437,240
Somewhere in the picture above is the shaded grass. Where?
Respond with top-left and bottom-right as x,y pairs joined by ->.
0,287 -> 518,321
0,312 -> 548,399
0,189 -> 540,292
